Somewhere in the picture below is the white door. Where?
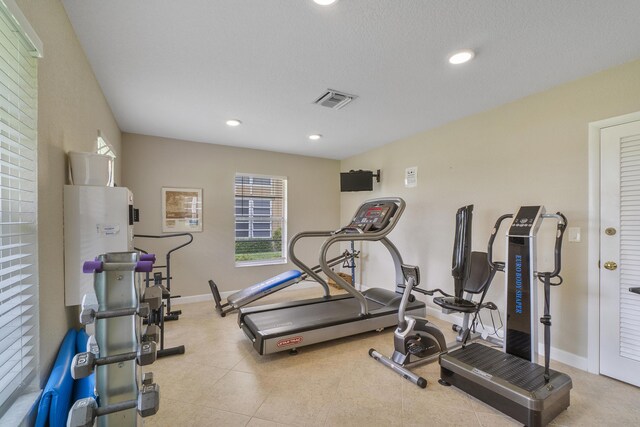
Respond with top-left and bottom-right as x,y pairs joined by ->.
600,120 -> 640,386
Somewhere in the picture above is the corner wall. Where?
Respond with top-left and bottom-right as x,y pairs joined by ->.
16,0 -> 122,383
340,59 -> 640,361
121,133 -> 340,299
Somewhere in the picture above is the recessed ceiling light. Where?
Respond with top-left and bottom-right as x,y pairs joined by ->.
448,49 -> 475,65
308,134 -> 322,141
226,119 -> 242,127
313,0 -> 338,6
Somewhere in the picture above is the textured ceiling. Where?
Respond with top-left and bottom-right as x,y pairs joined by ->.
62,1 -> 640,160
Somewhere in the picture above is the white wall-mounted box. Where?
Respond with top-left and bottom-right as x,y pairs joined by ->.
63,185 -> 134,306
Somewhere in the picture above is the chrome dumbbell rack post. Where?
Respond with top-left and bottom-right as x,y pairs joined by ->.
69,251 -> 158,427
95,252 -> 146,426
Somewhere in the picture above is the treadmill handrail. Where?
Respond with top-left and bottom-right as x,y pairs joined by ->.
303,250 -> 360,280
289,230 -> 333,296
319,198 -> 407,315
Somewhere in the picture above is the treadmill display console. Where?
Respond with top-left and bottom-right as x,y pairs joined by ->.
350,202 -> 397,232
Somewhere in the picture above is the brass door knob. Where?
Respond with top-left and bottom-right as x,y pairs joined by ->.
604,261 -> 618,271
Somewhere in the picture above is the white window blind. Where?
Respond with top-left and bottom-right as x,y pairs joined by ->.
234,174 -> 287,266
0,0 -> 41,415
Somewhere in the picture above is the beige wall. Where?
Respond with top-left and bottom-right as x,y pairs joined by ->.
121,133 -> 340,298
16,0 -> 122,383
341,58 -> 640,360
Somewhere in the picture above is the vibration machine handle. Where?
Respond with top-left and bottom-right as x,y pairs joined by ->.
538,212 -> 568,279
487,214 -> 513,272
537,212 -> 567,383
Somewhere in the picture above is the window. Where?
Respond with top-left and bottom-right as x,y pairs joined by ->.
96,131 -> 115,158
234,174 -> 287,266
96,130 -> 115,186
234,198 -> 272,238
0,0 -> 42,417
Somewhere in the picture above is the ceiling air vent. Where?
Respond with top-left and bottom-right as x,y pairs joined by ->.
314,89 -> 357,110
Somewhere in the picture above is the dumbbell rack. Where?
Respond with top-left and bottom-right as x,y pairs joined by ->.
69,251 -> 159,427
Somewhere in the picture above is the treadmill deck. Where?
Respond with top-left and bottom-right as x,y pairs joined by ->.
239,288 -> 425,354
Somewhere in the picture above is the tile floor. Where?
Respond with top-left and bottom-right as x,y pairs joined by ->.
146,289 -> 640,426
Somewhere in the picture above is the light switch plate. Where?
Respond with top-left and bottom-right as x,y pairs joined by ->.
568,227 -> 581,243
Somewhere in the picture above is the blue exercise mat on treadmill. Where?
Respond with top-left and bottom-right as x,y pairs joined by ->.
35,328 -> 77,427
228,269 -> 303,307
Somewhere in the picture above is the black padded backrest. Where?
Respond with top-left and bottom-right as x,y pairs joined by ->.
451,205 -> 473,298
464,251 -> 494,294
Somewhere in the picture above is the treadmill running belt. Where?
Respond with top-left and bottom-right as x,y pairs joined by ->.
244,297 -> 386,333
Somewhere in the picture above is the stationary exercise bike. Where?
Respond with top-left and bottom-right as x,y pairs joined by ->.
368,264 -> 444,388
369,205 -> 499,388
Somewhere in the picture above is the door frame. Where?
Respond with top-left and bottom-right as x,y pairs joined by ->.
587,111 -> 640,374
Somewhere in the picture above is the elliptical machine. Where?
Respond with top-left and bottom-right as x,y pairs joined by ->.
369,205 -> 499,387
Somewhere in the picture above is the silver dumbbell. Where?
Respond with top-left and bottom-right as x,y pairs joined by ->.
67,382 -> 160,427
71,341 -> 157,379
79,293 -> 150,325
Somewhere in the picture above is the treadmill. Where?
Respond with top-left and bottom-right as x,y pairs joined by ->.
237,197 -> 426,355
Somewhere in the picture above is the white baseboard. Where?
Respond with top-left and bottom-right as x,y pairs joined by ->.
172,293 -> 214,305
540,344 -> 588,371
425,305 -> 465,326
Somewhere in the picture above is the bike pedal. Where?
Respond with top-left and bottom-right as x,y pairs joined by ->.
407,343 -> 427,355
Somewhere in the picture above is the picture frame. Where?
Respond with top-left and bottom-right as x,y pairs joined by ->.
161,187 -> 203,232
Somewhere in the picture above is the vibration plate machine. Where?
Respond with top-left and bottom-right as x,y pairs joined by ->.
237,197 -> 426,355
439,206 -> 570,427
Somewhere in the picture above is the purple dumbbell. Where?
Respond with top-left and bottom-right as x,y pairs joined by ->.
83,260 -> 104,274
139,254 -> 156,263
135,261 -> 154,273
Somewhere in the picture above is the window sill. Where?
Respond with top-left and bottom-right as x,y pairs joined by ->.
235,258 -> 287,268
0,387 -> 41,427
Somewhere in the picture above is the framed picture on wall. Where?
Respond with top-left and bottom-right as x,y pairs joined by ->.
161,187 -> 203,232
